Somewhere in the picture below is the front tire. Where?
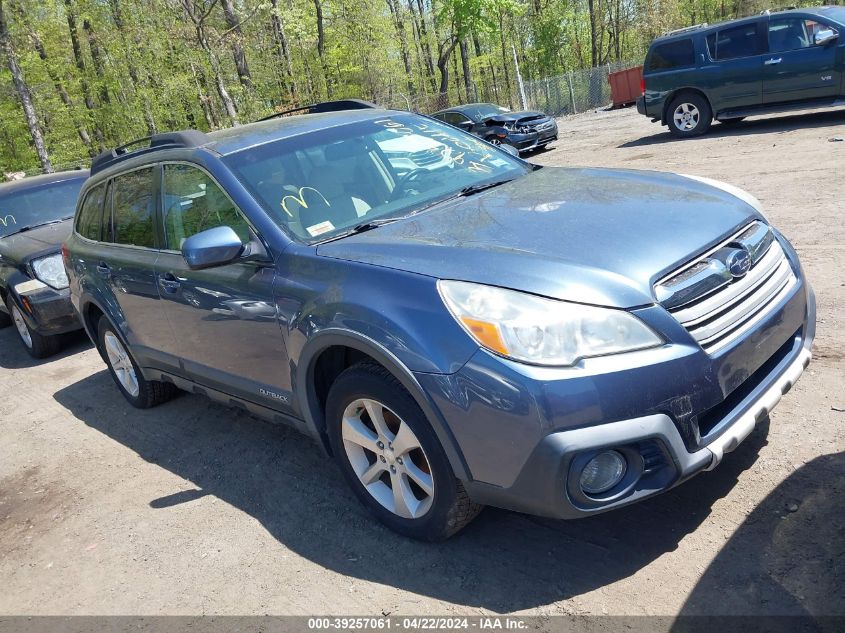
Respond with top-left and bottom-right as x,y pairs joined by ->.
667,93 -> 712,137
6,296 -> 61,358
326,362 -> 482,540
97,317 -> 176,409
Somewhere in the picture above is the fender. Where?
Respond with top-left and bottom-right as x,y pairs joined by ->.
296,328 -> 472,481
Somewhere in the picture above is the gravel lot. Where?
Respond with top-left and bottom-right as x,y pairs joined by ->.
1,106 -> 843,617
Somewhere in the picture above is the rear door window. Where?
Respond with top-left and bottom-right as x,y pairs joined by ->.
707,23 -> 763,60
110,167 -> 156,248
75,184 -> 106,241
648,38 -> 695,71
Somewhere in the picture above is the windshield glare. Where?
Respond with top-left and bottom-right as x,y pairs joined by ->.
224,113 -> 530,242
0,179 -> 85,238
462,104 -> 511,121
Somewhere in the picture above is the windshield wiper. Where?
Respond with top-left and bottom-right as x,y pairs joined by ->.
316,217 -> 401,244
2,217 -> 72,238
458,178 -> 515,197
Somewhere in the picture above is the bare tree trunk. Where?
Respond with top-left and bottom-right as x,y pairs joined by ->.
180,0 -> 239,125
64,0 -> 105,145
498,13 -> 512,109
437,37 -> 458,101
108,0 -> 156,134
386,0 -> 415,96
83,18 -> 110,105
270,0 -> 296,97
10,0 -> 93,152
220,0 -> 253,90
313,0 -> 332,97
459,38 -> 473,101
411,0 -> 436,90
190,61 -> 217,129
0,0 -> 52,172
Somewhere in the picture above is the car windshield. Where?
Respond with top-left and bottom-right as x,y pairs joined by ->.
0,178 -> 85,238
461,104 -> 510,121
223,113 -> 530,243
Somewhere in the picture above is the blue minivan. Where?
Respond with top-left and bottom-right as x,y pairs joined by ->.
65,101 -> 815,540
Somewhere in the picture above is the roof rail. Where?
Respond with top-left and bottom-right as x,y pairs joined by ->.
90,130 -> 210,176
662,22 -> 708,37
257,99 -> 378,122
760,6 -> 797,15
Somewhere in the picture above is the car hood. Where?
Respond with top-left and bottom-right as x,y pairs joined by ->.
0,218 -> 72,263
317,167 -> 762,308
483,110 -> 549,124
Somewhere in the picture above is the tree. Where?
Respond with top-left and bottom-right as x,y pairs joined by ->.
0,0 -> 52,172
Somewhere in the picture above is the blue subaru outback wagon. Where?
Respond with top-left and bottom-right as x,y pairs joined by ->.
65,100 -> 815,540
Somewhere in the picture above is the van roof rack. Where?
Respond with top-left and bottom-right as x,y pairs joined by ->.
91,130 -> 210,175
662,23 -> 708,37
258,99 -> 378,122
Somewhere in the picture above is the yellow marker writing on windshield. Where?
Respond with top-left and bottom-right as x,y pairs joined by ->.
281,187 -> 330,218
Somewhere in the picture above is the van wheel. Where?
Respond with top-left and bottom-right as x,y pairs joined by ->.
6,296 -> 61,358
97,317 -> 176,409
326,362 -> 482,541
668,93 -> 712,137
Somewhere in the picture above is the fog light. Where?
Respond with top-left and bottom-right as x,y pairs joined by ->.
580,450 -> 627,495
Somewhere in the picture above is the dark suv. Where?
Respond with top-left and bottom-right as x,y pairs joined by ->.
0,171 -> 88,357
637,6 -> 845,137
66,102 -> 814,540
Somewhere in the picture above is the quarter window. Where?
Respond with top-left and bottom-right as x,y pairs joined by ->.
162,164 -> 250,250
707,23 -> 762,60
648,38 -> 695,71
75,184 -> 106,241
111,167 -> 156,248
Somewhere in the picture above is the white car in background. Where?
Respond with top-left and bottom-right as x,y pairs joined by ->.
375,132 -> 453,174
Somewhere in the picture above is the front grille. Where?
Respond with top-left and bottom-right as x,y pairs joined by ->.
656,222 -> 797,354
410,148 -> 443,166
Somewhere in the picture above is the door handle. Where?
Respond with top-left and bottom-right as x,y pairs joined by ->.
96,262 -> 111,277
764,57 -> 783,65
158,272 -> 181,293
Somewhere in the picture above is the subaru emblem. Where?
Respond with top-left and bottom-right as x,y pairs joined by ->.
726,248 -> 752,278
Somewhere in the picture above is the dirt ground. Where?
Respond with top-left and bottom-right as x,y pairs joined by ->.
1,106 -> 843,617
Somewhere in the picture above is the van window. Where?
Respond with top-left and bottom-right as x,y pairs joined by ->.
75,184 -> 106,241
110,167 -> 156,248
707,23 -> 762,60
162,164 -> 250,249
647,39 -> 695,71
769,18 -> 836,52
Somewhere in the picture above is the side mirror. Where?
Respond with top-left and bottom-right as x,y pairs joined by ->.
181,226 -> 244,270
815,29 -> 838,46
498,143 -> 520,157
457,120 -> 474,131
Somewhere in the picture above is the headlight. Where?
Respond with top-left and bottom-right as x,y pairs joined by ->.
438,280 -> 662,366
31,253 -> 69,289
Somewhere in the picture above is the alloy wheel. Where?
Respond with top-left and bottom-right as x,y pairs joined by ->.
673,103 -> 700,131
11,305 -> 32,349
104,331 -> 139,397
341,398 -> 434,519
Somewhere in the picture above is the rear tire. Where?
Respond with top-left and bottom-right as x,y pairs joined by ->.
97,317 -> 176,409
6,296 -> 61,358
667,92 -> 712,137
326,361 -> 482,541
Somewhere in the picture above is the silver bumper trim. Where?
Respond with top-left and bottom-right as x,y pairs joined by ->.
544,346 -> 812,480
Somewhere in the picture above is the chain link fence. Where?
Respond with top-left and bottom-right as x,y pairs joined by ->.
375,60 -> 640,116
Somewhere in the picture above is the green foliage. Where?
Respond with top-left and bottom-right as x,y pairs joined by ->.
0,0 -> 842,172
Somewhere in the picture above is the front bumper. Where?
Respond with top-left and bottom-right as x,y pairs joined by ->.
416,251 -> 815,519
5,280 -> 81,336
